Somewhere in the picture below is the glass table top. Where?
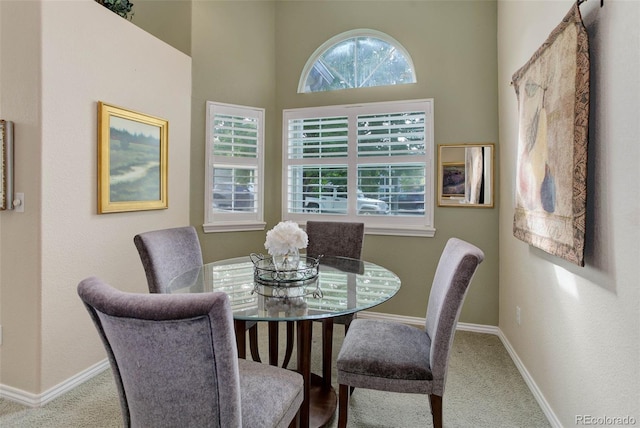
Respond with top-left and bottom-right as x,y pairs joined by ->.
167,255 -> 401,322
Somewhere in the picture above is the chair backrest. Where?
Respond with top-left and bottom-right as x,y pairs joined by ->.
306,221 -> 365,259
134,226 -> 203,293
425,238 -> 484,382
78,277 -> 241,428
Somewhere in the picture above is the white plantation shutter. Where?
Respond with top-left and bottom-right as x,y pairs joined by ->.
213,113 -> 259,158
205,102 -> 265,232
283,99 -> 435,237
288,116 -> 349,159
357,111 -> 426,157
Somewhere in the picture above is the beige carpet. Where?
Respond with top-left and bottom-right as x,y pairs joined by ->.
0,324 -> 550,427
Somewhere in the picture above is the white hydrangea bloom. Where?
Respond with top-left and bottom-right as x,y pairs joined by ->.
264,221 -> 308,256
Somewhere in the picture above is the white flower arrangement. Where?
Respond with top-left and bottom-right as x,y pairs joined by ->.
264,221 -> 308,256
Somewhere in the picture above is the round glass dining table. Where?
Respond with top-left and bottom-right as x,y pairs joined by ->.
168,255 -> 401,428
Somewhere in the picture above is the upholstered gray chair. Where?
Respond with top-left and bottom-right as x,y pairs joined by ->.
78,276 -> 303,428
306,221 -> 365,263
133,226 -> 261,362
280,221 -> 364,376
336,237 -> 484,428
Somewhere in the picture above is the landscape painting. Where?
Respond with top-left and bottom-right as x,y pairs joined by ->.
98,102 -> 168,213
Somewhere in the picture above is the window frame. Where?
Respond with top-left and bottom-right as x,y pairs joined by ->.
282,99 -> 435,237
204,101 -> 266,233
298,28 -> 417,93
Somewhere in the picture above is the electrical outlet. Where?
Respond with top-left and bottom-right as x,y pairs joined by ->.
516,306 -> 521,326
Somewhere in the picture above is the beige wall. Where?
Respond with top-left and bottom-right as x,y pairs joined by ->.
131,0 -> 191,55
273,1 -> 499,324
498,0 -> 640,425
187,0 -> 499,325
0,0 -> 192,395
0,0 -> 42,394
190,1 -> 279,261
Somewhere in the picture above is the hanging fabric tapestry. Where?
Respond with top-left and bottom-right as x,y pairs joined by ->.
512,3 -> 589,266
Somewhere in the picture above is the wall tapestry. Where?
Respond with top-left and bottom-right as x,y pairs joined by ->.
512,3 -> 589,266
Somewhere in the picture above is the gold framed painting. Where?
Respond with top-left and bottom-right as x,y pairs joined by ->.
98,102 -> 168,213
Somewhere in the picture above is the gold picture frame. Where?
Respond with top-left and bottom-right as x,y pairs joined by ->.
98,102 -> 168,213
437,143 -> 495,207
0,120 -> 14,211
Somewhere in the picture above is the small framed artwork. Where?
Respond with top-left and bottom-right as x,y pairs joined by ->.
441,162 -> 465,198
98,102 -> 168,213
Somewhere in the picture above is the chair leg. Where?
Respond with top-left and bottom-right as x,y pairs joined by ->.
282,321 -> 295,369
248,324 -> 261,362
234,320 -> 247,359
429,394 -> 443,428
338,384 -> 350,428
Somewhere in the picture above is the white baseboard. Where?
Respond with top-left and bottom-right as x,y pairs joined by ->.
357,310 -> 500,335
0,313 -> 560,428
0,359 -> 109,407
497,330 -> 563,428
356,309 -> 426,326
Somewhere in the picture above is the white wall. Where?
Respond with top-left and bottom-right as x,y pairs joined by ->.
0,0 -> 44,394
498,1 -> 640,426
0,0 -> 192,395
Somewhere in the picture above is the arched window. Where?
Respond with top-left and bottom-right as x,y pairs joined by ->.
299,29 -> 416,93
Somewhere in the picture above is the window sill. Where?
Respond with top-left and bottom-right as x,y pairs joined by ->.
203,221 -> 267,233
364,224 -> 436,238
